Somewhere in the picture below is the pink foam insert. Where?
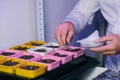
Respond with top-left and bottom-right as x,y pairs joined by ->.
34,55 -> 61,71
0,49 -> 22,58
59,46 -> 85,58
14,52 -> 41,61
49,50 -> 73,64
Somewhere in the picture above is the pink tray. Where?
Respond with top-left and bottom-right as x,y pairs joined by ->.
48,50 -> 73,64
14,52 -> 41,61
58,46 -> 85,58
34,55 -> 61,71
0,49 -> 22,58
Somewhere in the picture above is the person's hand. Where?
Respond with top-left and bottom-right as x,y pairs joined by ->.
90,34 -> 120,55
55,22 -> 75,46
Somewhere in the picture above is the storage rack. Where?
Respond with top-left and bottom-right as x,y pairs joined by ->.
35,0 -> 44,41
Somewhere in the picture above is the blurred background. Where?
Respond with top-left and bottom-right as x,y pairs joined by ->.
0,0 -> 95,49
0,0 -> 104,66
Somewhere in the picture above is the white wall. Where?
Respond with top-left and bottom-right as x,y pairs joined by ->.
0,0 -> 36,49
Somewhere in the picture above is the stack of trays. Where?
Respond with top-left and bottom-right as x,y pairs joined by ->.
0,40 -> 86,79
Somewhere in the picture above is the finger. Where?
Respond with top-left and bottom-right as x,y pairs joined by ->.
66,31 -> 74,43
99,34 -> 118,42
102,51 -> 116,55
61,31 -> 67,45
90,45 -> 109,53
55,27 -> 63,46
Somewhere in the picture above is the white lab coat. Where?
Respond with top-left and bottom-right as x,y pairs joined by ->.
64,0 -> 120,71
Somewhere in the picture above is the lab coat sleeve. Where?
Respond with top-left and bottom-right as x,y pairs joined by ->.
64,0 -> 99,33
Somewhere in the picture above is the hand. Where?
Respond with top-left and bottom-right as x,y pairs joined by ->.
55,22 -> 75,46
90,34 -> 120,55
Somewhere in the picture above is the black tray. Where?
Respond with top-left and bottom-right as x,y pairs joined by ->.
0,55 -> 99,80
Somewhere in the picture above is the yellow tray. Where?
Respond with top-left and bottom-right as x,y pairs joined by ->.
0,58 -> 26,74
15,61 -> 47,78
24,40 -> 48,46
0,56 -> 7,62
10,44 -> 34,52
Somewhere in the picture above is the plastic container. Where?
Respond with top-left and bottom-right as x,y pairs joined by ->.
0,58 -> 26,74
10,44 -> 34,52
14,52 -> 41,61
35,55 -> 61,71
27,46 -> 53,56
0,49 -> 22,58
42,42 -> 60,50
77,40 -> 104,48
24,40 -> 48,46
0,56 -> 7,62
49,50 -> 73,64
59,46 -> 85,58
15,61 -> 47,78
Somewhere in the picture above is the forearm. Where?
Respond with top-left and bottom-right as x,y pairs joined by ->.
64,0 -> 99,33
64,10 -> 88,33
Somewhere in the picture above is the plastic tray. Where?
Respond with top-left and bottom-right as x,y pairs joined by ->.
24,40 -> 48,46
0,49 -> 22,58
10,44 -> 34,52
0,55 -> 99,80
27,46 -> 54,56
41,42 -> 60,50
35,55 -> 61,71
59,46 -> 85,58
0,58 -> 26,74
0,56 -> 7,62
48,50 -> 73,64
15,62 -> 47,79
14,52 -> 41,61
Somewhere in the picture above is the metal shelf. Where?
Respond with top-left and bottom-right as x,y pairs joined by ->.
35,0 -> 44,41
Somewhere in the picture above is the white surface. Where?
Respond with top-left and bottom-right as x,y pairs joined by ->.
80,67 -> 108,80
